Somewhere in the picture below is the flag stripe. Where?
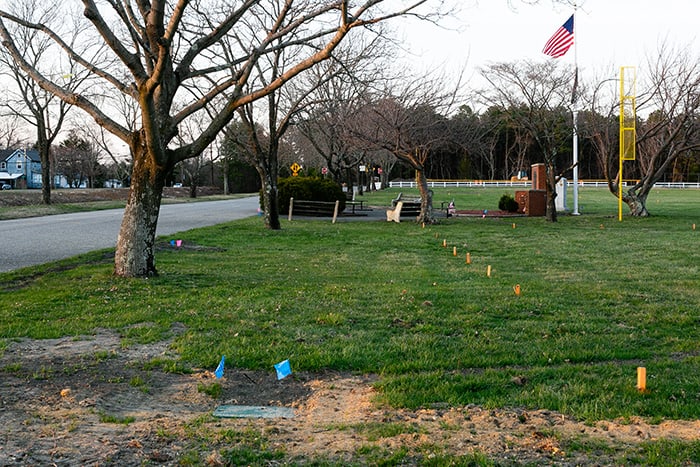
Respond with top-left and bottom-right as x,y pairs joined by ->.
542,14 -> 574,58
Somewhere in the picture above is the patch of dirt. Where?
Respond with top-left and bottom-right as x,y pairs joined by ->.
2,328 -> 699,465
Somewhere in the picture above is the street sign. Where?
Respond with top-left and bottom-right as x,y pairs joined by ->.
290,162 -> 301,176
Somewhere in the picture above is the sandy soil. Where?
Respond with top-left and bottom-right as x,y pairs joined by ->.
2,327 -> 699,466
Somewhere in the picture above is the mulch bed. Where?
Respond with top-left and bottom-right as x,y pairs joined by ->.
454,209 -> 525,217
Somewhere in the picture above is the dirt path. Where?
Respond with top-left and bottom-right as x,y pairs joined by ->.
1,327 -> 699,465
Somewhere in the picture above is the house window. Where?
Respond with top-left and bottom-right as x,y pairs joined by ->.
0,162 -> 5,170
16,160 -> 22,170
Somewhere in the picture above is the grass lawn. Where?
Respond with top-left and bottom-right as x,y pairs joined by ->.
1,186 -> 699,463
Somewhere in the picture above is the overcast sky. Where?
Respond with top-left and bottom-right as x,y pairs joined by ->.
397,0 -> 698,82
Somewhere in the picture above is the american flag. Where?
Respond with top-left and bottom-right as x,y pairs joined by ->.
542,15 -> 574,58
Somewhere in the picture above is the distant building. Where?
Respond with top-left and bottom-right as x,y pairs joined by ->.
0,149 -> 42,189
104,179 -> 123,188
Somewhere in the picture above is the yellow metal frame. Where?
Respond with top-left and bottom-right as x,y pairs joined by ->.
619,66 -> 636,221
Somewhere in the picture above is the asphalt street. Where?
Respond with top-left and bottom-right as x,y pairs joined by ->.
0,196 -> 259,273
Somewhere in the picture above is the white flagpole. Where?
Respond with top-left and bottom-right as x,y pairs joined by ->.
572,5 -> 580,215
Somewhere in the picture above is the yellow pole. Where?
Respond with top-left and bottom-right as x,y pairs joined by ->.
619,66 -> 637,221
619,147 -> 623,221
619,67 -> 624,222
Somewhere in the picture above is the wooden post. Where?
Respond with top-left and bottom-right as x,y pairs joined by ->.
466,252 -> 471,264
332,200 -> 340,224
487,265 -> 492,277
288,197 -> 294,221
453,246 -> 457,256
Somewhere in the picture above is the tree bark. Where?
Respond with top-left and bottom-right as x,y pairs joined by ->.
544,162 -> 558,222
39,145 -> 51,204
258,163 -> 281,230
623,189 -> 650,217
414,169 -> 434,224
36,127 -> 51,204
114,148 -> 167,278
223,158 -> 230,195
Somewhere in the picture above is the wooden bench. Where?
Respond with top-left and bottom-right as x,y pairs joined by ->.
386,201 -> 403,222
391,192 -> 421,217
288,198 -> 342,222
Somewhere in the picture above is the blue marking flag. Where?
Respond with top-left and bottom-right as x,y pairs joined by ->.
274,359 -> 292,380
214,355 -> 225,379
542,14 -> 574,58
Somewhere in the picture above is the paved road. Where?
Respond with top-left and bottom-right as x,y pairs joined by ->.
0,197 -> 259,273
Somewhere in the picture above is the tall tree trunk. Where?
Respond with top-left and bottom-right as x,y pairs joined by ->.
415,169 -> 434,224
40,152 -> 51,203
37,135 -> 51,204
257,161 -> 280,230
223,157 -> 230,195
114,151 -> 167,278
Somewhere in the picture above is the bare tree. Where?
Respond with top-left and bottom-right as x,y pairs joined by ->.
53,129 -> 102,187
578,73 -> 619,193
581,44 -> 700,216
622,45 -> 700,216
223,16 -> 392,230
0,115 -> 26,149
225,28 -> 357,230
171,107 -> 220,196
479,61 -> 575,222
79,93 -> 139,185
294,50 -> 385,186
81,123 -> 132,186
455,105 -> 508,181
0,0 -> 445,277
0,0 -> 90,202
354,72 -> 462,224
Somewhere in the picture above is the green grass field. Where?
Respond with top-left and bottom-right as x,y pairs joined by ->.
1,186 -> 699,464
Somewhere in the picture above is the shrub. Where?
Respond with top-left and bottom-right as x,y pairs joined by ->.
278,176 -> 346,213
498,193 -> 519,212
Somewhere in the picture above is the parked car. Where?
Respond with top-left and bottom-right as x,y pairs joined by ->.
173,183 -> 183,188
1,183 -> 11,190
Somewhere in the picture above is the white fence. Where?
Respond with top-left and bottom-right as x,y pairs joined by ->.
388,180 -> 700,189
653,182 -> 700,189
